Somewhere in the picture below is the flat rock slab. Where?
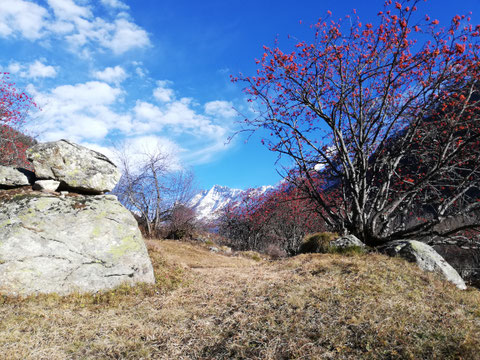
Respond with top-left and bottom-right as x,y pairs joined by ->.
0,188 -> 155,296
0,166 -> 34,187
378,240 -> 467,290
32,180 -> 60,192
26,140 -> 121,194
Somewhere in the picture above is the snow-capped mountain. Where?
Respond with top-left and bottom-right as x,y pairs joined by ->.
189,185 -> 243,221
189,184 -> 272,221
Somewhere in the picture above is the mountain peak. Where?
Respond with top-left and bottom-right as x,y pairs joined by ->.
209,184 -> 239,193
189,184 -> 269,221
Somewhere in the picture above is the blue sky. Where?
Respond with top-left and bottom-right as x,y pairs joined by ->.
1,0 -> 479,190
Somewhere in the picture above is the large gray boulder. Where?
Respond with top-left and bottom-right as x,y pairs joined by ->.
330,234 -> 366,250
0,166 -> 34,187
0,188 -> 155,296
26,140 -> 120,194
378,240 -> 467,290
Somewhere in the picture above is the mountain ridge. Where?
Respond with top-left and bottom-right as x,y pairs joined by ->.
189,184 -> 272,221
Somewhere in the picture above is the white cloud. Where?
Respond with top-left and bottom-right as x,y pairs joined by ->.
49,81 -> 121,106
153,81 -> 174,102
103,18 -> 150,55
128,98 -> 229,165
100,0 -> 129,10
135,67 -> 146,77
93,66 -> 128,84
7,62 -> 22,74
131,61 -> 147,77
161,99 -> 208,129
204,100 -> 236,118
125,135 -> 183,169
63,114 -> 110,140
80,140 -> 182,176
48,20 -> 75,34
182,133 -> 231,165
28,81 -> 126,142
46,0 -> 92,20
133,98 -> 227,138
106,136 -> 183,173
2,60 -> 57,79
27,60 -> 57,79
0,0 -> 49,40
0,0 -> 150,55
26,77 -> 234,166
61,17 -> 150,56
134,101 -> 163,121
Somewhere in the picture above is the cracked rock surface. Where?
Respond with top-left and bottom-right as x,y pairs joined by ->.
330,234 -> 365,249
26,139 -> 121,194
0,166 -> 34,187
0,188 -> 155,296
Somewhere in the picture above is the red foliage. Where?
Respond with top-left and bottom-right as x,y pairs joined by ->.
0,73 -> 37,168
232,0 -> 480,245
220,180 -> 329,254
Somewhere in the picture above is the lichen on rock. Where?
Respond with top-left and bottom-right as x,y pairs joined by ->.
378,240 -> 467,290
0,188 -> 155,296
26,139 -> 121,194
0,166 -> 34,187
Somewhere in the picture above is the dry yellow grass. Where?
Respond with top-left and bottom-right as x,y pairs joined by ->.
1,239 -> 479,359
147,239 -> 260,269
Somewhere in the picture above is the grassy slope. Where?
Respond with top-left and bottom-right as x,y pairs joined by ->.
1,240 -> 480,359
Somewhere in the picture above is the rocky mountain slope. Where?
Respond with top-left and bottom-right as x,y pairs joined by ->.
189,184 -> 272,221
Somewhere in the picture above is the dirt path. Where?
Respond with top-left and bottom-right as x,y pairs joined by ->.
1,240 -> 479,359
146,239 -> 261,269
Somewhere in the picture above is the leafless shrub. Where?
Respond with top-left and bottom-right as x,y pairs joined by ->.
113,142 -> 197,238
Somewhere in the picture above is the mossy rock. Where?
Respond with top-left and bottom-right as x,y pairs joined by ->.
26,140 -> 121,194
299,233 -> 368,255
299,232 -> 339,254
0,190 -> 155,296
378,240 -> 466,290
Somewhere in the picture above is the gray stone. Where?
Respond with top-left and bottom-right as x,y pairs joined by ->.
0,166 -> 34,187
221,246 -> 232,254
330,234 -> 365,249
32,180 -> 60,192
378,240 -> 467,290
26,140 -> 121,194
0,189 -> 155,296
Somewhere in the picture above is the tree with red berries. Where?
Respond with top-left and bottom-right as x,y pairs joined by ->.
233,0 -> 480,246
0,73 -> 37,168
219,182 -> 327,253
